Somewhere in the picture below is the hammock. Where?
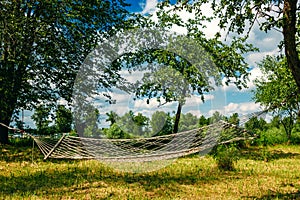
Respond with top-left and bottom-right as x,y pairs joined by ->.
1,110 -> 265,162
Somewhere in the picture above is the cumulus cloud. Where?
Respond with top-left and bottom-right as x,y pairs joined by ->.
208,101 -> 262,117
141,0 -> 158,14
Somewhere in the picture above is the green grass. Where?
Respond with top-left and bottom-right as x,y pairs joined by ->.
1,144 -> 300,199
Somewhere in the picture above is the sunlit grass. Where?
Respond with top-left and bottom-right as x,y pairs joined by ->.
1,144 -> 300,199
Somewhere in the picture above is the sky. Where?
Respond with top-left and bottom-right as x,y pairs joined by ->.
95,0 -> 282,124
20,0 -> 283,128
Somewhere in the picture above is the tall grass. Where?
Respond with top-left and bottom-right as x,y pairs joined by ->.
1,144 -> 300,199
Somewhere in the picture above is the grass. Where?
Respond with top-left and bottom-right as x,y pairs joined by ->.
1,144 -> 300,199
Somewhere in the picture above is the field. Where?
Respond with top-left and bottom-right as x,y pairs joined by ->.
1,144 -> 300,199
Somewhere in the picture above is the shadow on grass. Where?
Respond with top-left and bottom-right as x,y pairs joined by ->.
0,145 -> 44,162
0,148 -> 246,199
239,147 -> 300,162
245,191 -> 300,199
0,162 -> 225,197
2,145 -> 299,198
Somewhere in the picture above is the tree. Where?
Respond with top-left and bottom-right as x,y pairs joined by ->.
106,111 -> 119,126
0,1 -> 131,143
179,112 -> 198,132
133,113 -> 150,136
136,65 -> 205,133
55,105 -> 72,133
82,107 -> 101,137
104,123 -> 131,139
270,115 -> 281,129
199,115 -> 209,127
150,111 -> 173,136
254,55 -> 300,138
209,111 -> 226,124
245,116 -> 267,134
207,0 -> 300,92
132,36 -> 252,133
116,111 -> 149,137
228,113 -> 240,126
31,105 -> 51,135
126,3 -> 256,133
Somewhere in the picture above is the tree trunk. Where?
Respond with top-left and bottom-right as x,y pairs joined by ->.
173,102 -> 182,133
0,123 -> 9,144
0,108 -> 14,144
283,0 -> 300,93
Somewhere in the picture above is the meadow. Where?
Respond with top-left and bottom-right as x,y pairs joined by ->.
1,142 -> 300,200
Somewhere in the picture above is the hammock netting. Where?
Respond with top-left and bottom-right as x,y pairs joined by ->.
2,110 -> 265,162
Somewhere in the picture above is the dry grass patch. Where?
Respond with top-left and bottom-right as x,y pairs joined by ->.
1,144 -> 300,199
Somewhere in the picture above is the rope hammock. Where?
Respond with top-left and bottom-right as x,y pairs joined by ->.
1,110 -> 266,162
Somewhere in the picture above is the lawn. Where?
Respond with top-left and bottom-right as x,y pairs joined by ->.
1,144 -> 300,199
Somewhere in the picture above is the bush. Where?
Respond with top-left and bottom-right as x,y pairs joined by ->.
211,144 -> 240,171
253,127 -> 288,146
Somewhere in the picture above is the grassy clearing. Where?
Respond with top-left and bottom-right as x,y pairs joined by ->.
1,145 -> 300,199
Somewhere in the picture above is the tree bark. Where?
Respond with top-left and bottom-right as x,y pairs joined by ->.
0,106 -> 15,144
283,0 -> 300,93
173,102 -> 182,133
0,123 -> 9,144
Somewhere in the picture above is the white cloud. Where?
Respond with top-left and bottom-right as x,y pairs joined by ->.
208,101 -> 262,117
246,48 -> 280,67
141,0 -> 158,14
245,67 -> 264,90
225,102 -> 261,116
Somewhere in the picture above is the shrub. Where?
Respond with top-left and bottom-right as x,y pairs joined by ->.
254,127 -> 288,146
211,144 -> 240,171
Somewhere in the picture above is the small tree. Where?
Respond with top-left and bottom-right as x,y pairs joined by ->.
245,116 -> 267,134
55,105 -> 72,133
254,56 -> 300,139
209,111 -> 226,124
31,105 -> 51,135
228,113 -> 240,126
199,115 -> 209,127
179,113 -> 198,132
106,111 -> 119,126
150,111 -> 173,136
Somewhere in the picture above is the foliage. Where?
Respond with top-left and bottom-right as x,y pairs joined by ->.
179,113 -> 198,132
208,0 -> 300,91
104,123 -> 131,139
115,111 -> 150,137
106,111 -> 119,126
254,127 -> 288,146
82,107 -> 101,137
211,144 -> 240,171
31,105 -> 52,135
150,111 -> 173,136
198,115 -> 209,127
124,2 -> 256,133
0,0 -> 132,143
208,111 -> 226,124
227,113 -> 240,126
245,116 -> 267,134
254,56 -> 300,139
55,105 -> 72,133
8,137 -> 33,147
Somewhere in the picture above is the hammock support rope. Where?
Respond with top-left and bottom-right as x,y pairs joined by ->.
1,111 -> 262,162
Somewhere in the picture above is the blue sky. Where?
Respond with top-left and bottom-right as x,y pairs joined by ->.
97,0 -> 282,126
99,0 -> 282,121
20,0 -> 283,128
